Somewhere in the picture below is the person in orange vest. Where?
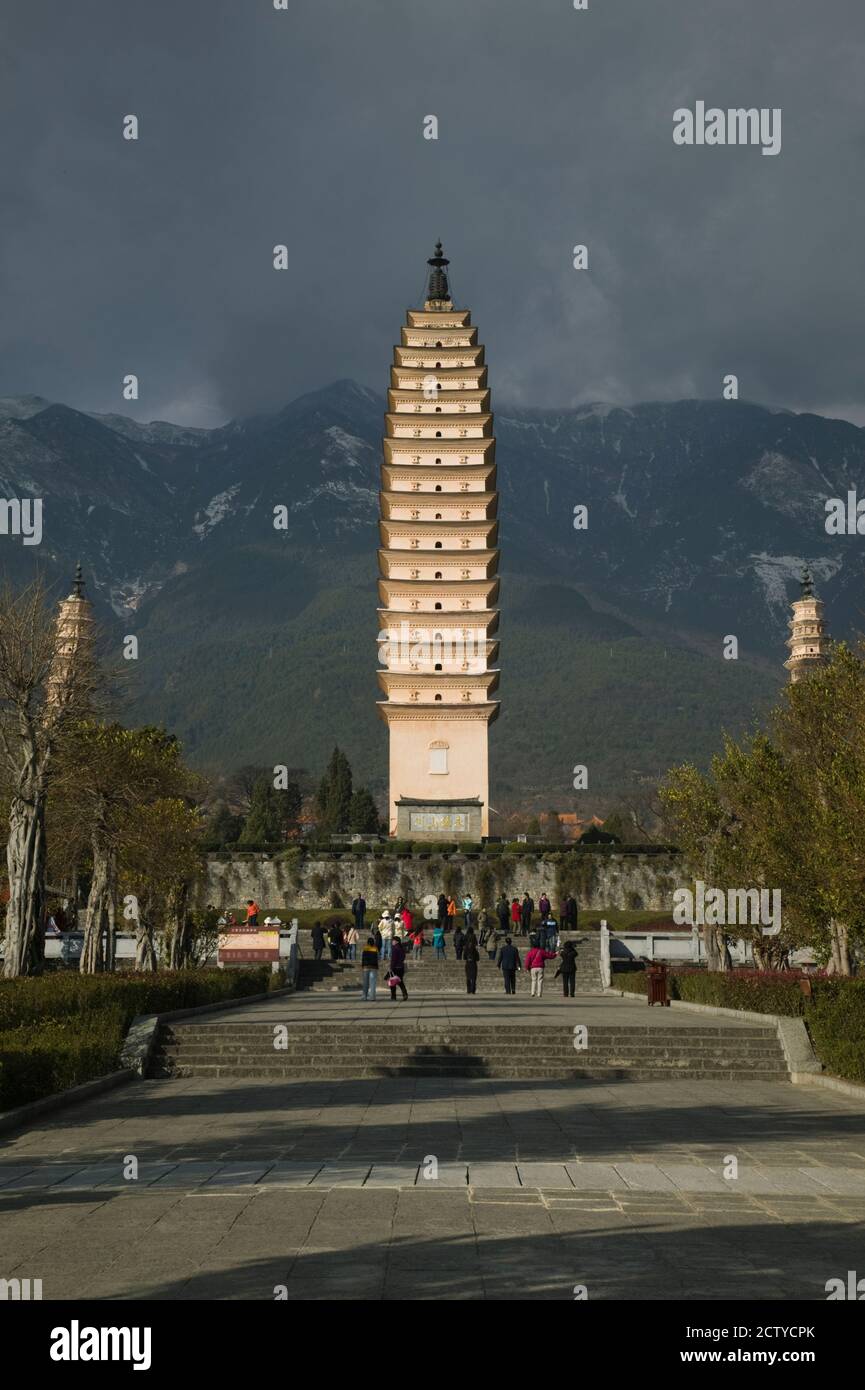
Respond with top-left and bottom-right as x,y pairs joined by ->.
245,899 -> 260,926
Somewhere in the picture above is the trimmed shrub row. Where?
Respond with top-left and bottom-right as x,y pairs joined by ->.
615,968 -> 865,1083
0,968 -> 272,1111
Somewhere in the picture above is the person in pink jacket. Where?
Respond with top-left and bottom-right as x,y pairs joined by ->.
524,944 -> 557,998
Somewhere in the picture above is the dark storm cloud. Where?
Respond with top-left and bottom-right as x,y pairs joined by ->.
1,0 -> 864,424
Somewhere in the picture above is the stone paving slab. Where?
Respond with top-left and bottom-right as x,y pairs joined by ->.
311,1164 -> 372,1187
804,1166 -> 865,1194
564,1162 -> 625,1189
468,1163 -> 521,1188
365,1164 -> 420,1187
151,1162 -> 223,1187
205,1163 -> 273,1187
615,1162 -> 679,1192
517,1163 -> 574,1188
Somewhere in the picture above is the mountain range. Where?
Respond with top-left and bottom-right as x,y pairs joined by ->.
2,382 -> 864,813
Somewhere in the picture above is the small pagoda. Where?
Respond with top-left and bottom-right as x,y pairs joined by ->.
784,568 -> 831,683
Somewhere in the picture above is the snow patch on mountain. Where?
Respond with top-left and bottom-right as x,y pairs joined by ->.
749,552 -> 843,616
193,484 -> 241,538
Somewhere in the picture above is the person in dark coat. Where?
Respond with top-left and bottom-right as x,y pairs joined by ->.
352,895 -> 367,934
497,937 -> 521,995
327,922 -> 343,960
388,936 -> 408,1000
496,895 -> 510,935
437,893 -> 448,927
556,940 -> 579,998
564,895 -> 578,931
311,921 -> 325,961
463,929 -> 480,995
453,925 -> 465,960
373,924 -> 383,953
520,893 -> 534,935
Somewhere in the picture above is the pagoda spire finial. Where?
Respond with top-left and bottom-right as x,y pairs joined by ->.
800,566 -> 814,598
73,562 -> 85,598
425,240 -> 451,304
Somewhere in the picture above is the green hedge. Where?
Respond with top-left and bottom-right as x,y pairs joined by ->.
614,968 -> 865,1083
0,968 -> 272,1111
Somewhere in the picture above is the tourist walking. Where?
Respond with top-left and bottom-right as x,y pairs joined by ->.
379,909 -> 394,960
556,940 -> 578,997
453,924 -> 465,960
412,926 -> 425,961
510,897 -> 521,933
563,894 -> 578,931
463,929 -> 480,995
433,922 -> 446,958
352,895 -> 367,934
446,895 -> 458,928
497,937 -> 521,995
538,891 -> 551,922
245,899 -> 260,926
388,937 -> 408,1000
361,937 -> 379,1000
401,905 -> 413,939
437,892 -> 448,927
496,895 -> 510,936
311,921 -> 325,961
461,893 -> 474,930
345,923 -> 359,961
525,941 -> 557,998
327,922 -> 342,961
520,893 -> 533,935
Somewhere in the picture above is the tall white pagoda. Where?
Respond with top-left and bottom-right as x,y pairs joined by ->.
376,243 -> 500,839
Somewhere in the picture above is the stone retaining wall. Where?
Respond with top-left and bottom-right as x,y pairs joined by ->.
194,849 -> 683,914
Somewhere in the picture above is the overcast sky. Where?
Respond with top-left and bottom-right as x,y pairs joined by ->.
2,0 -> 864,426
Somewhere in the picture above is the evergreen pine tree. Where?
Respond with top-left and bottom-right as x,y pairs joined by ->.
239,777 -> 284,845
348,785 -> 381,833
316,746 -> 353,834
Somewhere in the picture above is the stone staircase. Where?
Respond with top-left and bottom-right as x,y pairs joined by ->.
150,1020 -> 789,1082
298,932 -> 604,995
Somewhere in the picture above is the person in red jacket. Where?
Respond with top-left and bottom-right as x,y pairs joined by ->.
524,943 -> 557,998
510,898 -> 521,930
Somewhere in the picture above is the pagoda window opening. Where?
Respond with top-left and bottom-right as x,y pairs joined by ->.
435,430 -> 442,437
434,663 -> 443,671
434,572 -> 442,579
435,485 -> 442,492
434,602 -> 442,610
434,693 -> 442,702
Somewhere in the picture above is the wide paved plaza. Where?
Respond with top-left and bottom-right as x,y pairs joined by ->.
2,993 -> 864,1300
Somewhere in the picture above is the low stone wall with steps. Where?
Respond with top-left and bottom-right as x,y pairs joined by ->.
197,848 -> 682,913
151,1019 -> 788,1084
